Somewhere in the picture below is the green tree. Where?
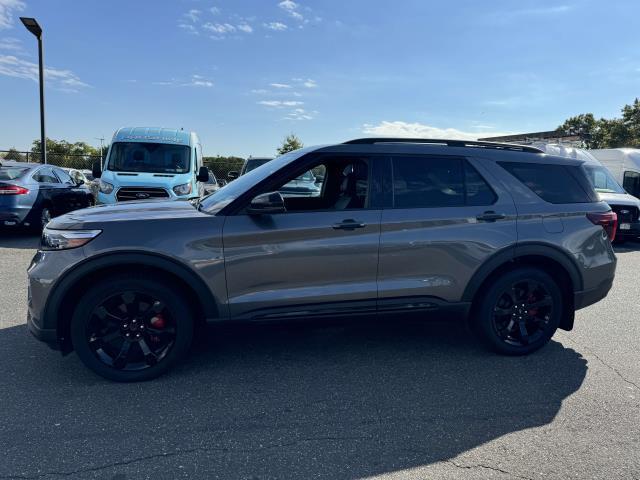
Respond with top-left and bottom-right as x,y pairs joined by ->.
558,98 -> 640,149
3,148 -> 25,161
277,134 -> 303,155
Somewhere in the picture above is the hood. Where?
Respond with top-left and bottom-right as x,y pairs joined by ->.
597,191 -> 640,207
101,170 -> 191,190
48,200 -> 205,230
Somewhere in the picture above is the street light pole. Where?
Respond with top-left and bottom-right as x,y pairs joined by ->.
20,17 -> 46,164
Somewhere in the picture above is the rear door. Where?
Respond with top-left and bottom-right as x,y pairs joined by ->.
222,154 -> 382,320
377,154 -> 517,311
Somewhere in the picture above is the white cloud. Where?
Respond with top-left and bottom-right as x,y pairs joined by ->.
259,100 -> 304,107
270,82 -> 291,88
303,79 -> 317,88
285,108 -> 316,120
184,9 -> 201,23
184,74 -> 213,87
0,54 -> 89,91
0,0 -> 25,30
178,23 -> 198,35
278,0 -> 298,11
278,0 -> 305,22
250,88 -> 268,94
237,23 -> 253,33
0,36 -> 22,51
264,21 -> 287,31
210,6 -> 221,15
362,121 -> 511,141
154,74 -> 213,88
203,22 -> 236,34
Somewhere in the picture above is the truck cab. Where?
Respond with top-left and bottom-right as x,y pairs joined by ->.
94,127 -> 208,204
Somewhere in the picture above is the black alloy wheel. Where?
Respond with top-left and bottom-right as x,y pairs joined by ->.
87,291 -> 176,371
476,267 -> 562,355
491,279 -> 554,347
71,275 -> 194,382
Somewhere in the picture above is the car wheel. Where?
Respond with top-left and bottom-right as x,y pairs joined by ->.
70,274 -> 194,382
40,206 -> 52,230
475,267 -> 561,355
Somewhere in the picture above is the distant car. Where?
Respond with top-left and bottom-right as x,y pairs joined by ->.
202,169 -> 220,196
230,157 -> 320,197
0,161 -> 94,231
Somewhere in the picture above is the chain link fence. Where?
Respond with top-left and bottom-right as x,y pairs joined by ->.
2,150 -> 250,183
0,150 -> 101,171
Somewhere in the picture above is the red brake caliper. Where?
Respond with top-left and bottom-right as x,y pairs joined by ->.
149,313 -> 166,342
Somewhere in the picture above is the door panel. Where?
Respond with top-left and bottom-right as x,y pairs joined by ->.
223,210 -> 381,319
378,156 -> 517,307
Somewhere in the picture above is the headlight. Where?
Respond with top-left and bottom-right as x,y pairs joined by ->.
173,183 -> 192,196
99,180 -> 114,194
41,228 -> 102,251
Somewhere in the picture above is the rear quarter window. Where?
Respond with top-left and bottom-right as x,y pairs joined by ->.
498,162 -> 597,204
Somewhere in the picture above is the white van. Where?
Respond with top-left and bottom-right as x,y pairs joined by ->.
531,143 -> 640,241
590,148 -> 640,199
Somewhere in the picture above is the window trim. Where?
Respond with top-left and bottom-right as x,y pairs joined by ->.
388,154 -> 497,209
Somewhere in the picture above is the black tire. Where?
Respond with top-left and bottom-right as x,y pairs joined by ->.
70,274 -> 194,382
474,267 -> 562,355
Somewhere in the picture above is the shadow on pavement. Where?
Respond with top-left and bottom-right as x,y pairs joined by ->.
0,320 -> 587,479
0,229 -> 40,249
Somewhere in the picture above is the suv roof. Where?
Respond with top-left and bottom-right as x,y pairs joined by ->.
343,137 -> 544,154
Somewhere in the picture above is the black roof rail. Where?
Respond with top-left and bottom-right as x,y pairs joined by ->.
343,137 -> 544,154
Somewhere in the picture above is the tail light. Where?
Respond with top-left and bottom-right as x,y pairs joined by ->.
587,211 -> 618,242
0,184 -> 29,195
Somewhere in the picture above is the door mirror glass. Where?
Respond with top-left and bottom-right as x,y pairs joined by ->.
196,166 -> 209,183
247,191 -> 286,215
92,161 -> 102,179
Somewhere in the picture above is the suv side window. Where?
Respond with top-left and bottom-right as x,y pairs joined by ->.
499,162 -> 596,204
250,156 -> 371,213
33,167 -> 60,184
391,156 -> 496,208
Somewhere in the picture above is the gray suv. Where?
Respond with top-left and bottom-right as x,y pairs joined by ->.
27,139 -> 617,382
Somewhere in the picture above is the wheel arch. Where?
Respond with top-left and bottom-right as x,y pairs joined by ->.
463,243 -> 582,331
44,252 -> 221,353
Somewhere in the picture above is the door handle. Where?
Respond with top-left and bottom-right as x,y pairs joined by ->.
476,211 -> 506,222
332,220 -> 366,230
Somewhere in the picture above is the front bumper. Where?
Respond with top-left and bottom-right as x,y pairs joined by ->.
27,310 -> 59,348
616,220 -> 640,238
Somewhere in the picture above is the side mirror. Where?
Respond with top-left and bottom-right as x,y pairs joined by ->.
196,166 -> 209,183
246,191 -> 286,215
227,171 -> 239,180
92,161 -> 102,179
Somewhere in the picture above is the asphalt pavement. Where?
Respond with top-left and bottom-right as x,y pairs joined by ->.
0,232 -> 638,479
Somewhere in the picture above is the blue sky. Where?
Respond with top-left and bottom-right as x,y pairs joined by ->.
1,0 -> 639,157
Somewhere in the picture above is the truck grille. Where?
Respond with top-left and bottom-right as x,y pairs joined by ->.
611,204 -> 639,223
116,187 -> 169,202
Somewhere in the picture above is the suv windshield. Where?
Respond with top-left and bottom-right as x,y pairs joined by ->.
583,165 -> 626,194
200,149 -> 310,214
107,142 -> 191,174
